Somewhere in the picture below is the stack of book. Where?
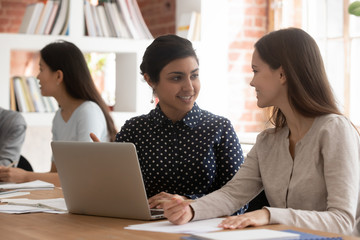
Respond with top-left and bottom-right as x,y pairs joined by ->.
10,76 -> 59,113
84,0 -> 153,39
19,0 -> 69,35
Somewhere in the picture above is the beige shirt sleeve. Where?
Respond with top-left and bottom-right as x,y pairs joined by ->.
191,114 -> 360,235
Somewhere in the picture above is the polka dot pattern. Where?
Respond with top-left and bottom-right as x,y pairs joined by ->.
115,103 -> 244,200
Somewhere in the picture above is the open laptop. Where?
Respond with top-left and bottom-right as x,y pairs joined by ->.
51,141 -> 164,220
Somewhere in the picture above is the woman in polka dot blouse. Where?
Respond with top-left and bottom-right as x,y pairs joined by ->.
114,35 -> 248,213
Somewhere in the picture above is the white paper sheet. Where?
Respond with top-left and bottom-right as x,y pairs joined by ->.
0,198 -> 67,214
125,218 -> 224,234
187,229 -> 300,240
0,180 -> 54,190
0,191 -> 30,199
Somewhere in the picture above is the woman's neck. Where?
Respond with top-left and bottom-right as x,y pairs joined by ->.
280,104 -> 315,159
58,97 -> 85,123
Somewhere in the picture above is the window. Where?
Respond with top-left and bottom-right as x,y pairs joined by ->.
269,0 -> 360,126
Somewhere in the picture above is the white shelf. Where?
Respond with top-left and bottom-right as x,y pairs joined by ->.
0,0 -> 155,127
0,33 -> 153,116
1,0 -> 229,125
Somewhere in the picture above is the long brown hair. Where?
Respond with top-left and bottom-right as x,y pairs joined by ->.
40,40 -> 117,141
255,28 -> 341,130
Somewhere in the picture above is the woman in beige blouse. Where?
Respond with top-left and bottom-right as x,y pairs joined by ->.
161,28 -> 360,235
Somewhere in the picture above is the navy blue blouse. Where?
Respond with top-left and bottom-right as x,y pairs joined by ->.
116,103 -> 245,210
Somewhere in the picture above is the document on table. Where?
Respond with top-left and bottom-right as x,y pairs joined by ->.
182,229 -> 300,240
0,191 -> 30,199
0,180 -> 54,190
125,218 -> 224,234
0,198 -> 67,214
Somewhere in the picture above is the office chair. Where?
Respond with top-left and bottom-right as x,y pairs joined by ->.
17,155 -> 33,172
246,190 -> 269,212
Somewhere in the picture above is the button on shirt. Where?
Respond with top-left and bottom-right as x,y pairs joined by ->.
115,103 -> 245,203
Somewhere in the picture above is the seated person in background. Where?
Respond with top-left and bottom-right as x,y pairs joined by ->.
0,107 -> 26,167
162,28 -> 360,236
0,40 -> 117,186
93,34 -> 250,214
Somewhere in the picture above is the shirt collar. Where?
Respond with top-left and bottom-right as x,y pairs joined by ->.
150,103 -> 202,128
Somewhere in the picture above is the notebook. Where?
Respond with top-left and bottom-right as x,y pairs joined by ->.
51,141 -> 164,220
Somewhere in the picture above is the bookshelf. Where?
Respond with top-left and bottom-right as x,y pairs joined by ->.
0,0 -> 229,171
0,1 -> 153,127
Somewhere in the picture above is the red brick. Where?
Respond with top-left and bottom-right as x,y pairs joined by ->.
245,6 -> 267,17
0,18 -> 9,24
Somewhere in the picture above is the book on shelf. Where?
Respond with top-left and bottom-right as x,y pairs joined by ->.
96,5 -> 112,37
84,0 -> 97,37
34,0 -> 55,34
9,77 -> 16,111
90,3 -> 104,37
116,0 -> 140,39
44,1 -> 60,34
20,76 -> 36,112
18,2 -> 44,34
111,2 -> 131,38
96,0 -> 151,39
177,11 -> 201,41
51,0 -> 69,35
103,2 -> 129,38
12,77 -> 28,113
11,76 -> 58,113
103,2 -> 118,37
19,0 -> 67,35
129,0 -> 153,39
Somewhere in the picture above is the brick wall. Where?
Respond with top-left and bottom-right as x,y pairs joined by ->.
0,0 -> 39,33
137,0 -> 175,37
227,0 -> 268,133
0,0 -> 175,36
0,0 -> 267,132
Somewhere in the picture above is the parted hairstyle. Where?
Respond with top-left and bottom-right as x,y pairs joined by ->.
254,28 -> 341,129
40,40 -> 117,141
140,34 -> 199,84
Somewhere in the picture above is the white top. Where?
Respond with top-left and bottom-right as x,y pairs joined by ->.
52,101 -> 109,142
191,114 -> 360,235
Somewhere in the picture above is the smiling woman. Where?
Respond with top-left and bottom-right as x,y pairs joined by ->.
114,34 -> 250,215
161,28 -> 360,236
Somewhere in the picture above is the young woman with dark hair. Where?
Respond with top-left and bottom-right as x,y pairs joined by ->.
162,28 -> 360,236
0,40 -> 117,186
92,34 -> 250,215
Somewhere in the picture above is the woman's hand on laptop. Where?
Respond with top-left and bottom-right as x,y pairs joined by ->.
148,192 -> 188,209
90,133 -> 100,142
162,196 -> 194,225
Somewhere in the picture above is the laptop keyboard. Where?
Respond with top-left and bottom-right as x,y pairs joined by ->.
150,209 -> 164,216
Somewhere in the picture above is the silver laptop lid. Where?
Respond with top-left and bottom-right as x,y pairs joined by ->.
51,141 -> 158,220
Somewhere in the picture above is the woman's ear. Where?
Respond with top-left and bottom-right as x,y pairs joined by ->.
279,67 -> 286,85
56,70 -> 64,85
144,73 -> 154,88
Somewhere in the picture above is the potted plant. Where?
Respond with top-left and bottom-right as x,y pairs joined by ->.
349,1 -> 360,16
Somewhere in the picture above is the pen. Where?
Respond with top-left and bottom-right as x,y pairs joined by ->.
157,199 -> 195,203
6,161 -> 18,168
